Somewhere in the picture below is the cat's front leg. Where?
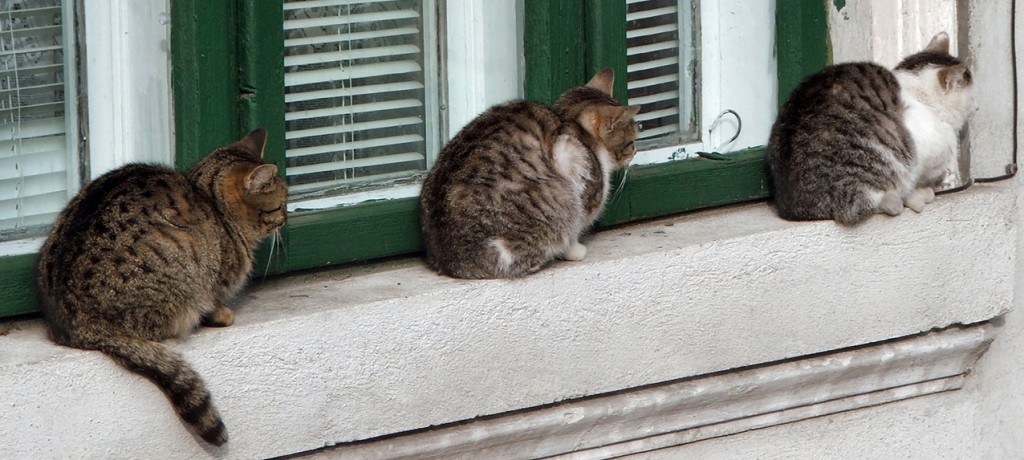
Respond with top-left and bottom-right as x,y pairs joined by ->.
564,242 -> 588,261
202,304 -> 235,327
904,187 -> 936,213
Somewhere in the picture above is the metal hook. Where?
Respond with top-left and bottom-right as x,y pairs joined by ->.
708,109 -> 742,151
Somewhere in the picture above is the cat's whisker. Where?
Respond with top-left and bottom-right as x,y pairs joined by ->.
262,232 -> 274,279
276,228 -> 289,257
262,230 -> 282,279
610,168 -> 630,203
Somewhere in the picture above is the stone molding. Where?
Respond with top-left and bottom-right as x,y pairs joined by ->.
328,324 -> 995,459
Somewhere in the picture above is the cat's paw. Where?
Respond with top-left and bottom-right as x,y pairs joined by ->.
904,188 -> 934,213
564,242 -> 587,261
203,306 -> 235,327
878,191 -> 904,216
904,197 -> 925,213
920,187 -> 936,204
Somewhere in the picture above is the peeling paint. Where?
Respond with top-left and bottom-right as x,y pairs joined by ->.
833,0 -> 849,20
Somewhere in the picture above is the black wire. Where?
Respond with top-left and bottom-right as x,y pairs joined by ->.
974,0 -> 1019,183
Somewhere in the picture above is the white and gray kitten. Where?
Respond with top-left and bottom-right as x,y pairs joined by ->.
767,32 -> 975,225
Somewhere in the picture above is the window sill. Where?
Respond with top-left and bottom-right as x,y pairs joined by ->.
1,182 -> 1014,458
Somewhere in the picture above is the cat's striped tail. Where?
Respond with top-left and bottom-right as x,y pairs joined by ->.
832,198 -> 876,226
832,186 -> 896,226
88,336 -> 227,445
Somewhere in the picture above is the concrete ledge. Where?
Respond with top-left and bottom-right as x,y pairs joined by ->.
0,183 -> 1014,459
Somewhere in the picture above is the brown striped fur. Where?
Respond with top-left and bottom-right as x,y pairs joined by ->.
36,129 -> 287,446
767,32 -> 975,225
420,68 -> 640,278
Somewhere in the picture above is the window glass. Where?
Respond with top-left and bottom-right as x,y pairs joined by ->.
0,0 -> 77,239
282,0 -> 441,203
627,0 -> 777,165
626,0 -> 698,149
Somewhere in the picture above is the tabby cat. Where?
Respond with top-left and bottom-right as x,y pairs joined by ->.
767,32 -> 975,225
420,68 -> 641,278
36,129 -> 287,446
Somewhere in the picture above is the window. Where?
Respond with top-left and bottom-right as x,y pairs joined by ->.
524,0 -> 784,225
0,0 -> 829,318
626,0 -> 697,149
0,0 -> 78,239
0,0 -> 174,246
179,0 -> 804,274
622,0 -> 778,165
282,0 -> 442,206
227,0 -> 786,274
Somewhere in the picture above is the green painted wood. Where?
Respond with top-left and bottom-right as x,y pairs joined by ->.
276,199 -> 422,272
171,0 -> 241,170
598,171 -> 632,224
238,0 -> 286,168
523,0 -> 587,105
775,0 -> 831,107
584,0 -> 629,104
0,254 -> 39,318
599,149 -> 769,226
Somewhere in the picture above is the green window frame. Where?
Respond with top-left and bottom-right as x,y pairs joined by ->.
0,0 -> 827,318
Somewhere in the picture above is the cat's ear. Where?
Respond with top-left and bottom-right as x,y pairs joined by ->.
239,128 -> 269,158
620,105 -> 642,122
939,64 -> 973,92
589,105 -> 642,137
586,68 -> 615,97
924,32 -> 950,54
604,105 -> 641,129
245,164 -> 278,192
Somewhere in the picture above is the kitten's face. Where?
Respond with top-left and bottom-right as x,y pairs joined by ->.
895,32 -> 976,126
574,103 -> 642,168
922,64 -> 975,125
602,105 -> 642,168
227,128 -> 288,234
190,129 -> 289,236
243,167 -> 288,234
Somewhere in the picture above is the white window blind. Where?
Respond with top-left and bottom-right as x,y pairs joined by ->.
283,0 -> 441,201
626,0 -> 697,149
0,0 -> 77,238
